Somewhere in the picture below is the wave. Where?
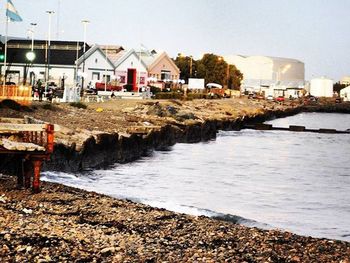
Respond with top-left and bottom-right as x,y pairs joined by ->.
140,200 -> 271,230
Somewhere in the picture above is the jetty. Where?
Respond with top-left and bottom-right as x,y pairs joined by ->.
0,118 -> 54,192
244,123 -> 350,134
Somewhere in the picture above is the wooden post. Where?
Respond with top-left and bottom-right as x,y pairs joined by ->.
16,158 -> 24,189
46,124 -> 54,156
32,159 -> 42,193
24,159 -> 32,189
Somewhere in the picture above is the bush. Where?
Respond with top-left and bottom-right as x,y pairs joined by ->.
0,99 -> 21,110
154,92 -> 183,100
186,93 -> 209,100
42,103 -> 54,110
69,102 -> 87,109
149,85 -> 161,95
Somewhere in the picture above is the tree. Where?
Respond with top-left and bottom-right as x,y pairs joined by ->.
333,82 -> 347,94
174,54 -> 196,83
196,53 -> 243,90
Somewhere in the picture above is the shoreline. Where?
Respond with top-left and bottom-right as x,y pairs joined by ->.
1,98 -> 350,261
1,175 -> 349,262
1,98 -> 349,174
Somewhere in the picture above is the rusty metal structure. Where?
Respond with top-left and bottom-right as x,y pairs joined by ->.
0,118 -> 54,192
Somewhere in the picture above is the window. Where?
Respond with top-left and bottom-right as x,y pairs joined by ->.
161,70 -> 171,81
92,72 -> 100,80
103,75 -> 111,82
119,76 -> 126,83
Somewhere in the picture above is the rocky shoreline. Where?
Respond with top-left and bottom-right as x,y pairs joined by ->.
1,175 -> 349,262
1,98 -> 350,262
1,98 -> 349,173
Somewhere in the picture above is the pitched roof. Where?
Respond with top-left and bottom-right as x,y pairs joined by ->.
99,45 -> 124,63
142,51 -> 179,73
114,49 -> 148,69
76,44 -> 115,68
0,39 -> 89,66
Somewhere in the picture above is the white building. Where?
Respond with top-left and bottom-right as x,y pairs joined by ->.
76,44 -> 115,88
224,55 -> 305,95
340,86 -> 350,101
310,77 -> 333,97
0,38 -> 87,87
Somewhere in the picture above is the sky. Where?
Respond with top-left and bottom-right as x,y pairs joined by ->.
1,0 -> 349,81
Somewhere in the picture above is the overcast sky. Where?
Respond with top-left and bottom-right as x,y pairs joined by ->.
1,0 -> 349,81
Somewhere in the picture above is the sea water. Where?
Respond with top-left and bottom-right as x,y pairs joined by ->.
43,112 -> 350,241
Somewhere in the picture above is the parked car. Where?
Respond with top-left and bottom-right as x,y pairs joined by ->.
275,96 -> 285,102
266,95 -> 274,101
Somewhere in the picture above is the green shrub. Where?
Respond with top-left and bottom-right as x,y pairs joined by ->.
69,102 -> 87,109
149,85 -> 161,94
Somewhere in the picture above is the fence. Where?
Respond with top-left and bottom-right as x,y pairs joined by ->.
0,85 -> 32,105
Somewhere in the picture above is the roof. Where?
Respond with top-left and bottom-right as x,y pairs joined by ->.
114,49 -> 148,69
139,50 -> 162,68
76,44 -> 115,68
100,45 -> 125,64
140,50 -> 179,73
1,39 -> 89,66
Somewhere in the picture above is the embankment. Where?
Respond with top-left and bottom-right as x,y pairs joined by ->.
44,106 -> 303,173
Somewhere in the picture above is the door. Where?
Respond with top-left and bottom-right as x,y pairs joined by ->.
127,68 -> 137,92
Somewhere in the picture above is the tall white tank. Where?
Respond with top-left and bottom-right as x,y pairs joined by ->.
310,77 -> 333,97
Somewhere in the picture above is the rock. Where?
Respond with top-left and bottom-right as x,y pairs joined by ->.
22,208 -> 33,214
101,247 -> 116,255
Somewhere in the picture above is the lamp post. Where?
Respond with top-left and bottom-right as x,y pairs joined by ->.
46,11 -> 54,83
81,19 -> 90,90
189,55 -> 193,78
29,23 -> 37,51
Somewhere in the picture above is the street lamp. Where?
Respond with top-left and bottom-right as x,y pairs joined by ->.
46,11 -> 55,82
28,23 -> 37,51
26,23 -> 37,63
81,19 -> 90,90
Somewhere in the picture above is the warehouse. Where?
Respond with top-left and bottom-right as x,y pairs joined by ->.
224,55 -> 305,95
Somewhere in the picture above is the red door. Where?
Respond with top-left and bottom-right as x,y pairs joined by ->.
127,68 -> 137,92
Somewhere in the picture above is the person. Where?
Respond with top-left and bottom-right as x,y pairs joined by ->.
37,80 -> 43,102
61,73 -> 66,89
111,91 -> 116,98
